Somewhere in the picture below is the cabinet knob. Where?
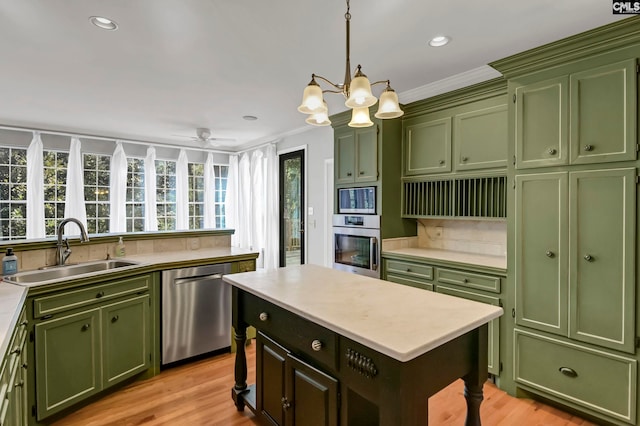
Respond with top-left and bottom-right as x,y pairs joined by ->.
584,144 -> 594,152
545,250 -> 555,258
359,171 -> 365,175
311,340 -> 323,351
547,148 -> 557,155
461,156 -> 468,162
439,160 -> 445,165
14,381 -> 23,388
81,323 -> 91,331
346,172 -> 352,177
583,254 -> 593,262
462,278 -> 469,283
559,367 -> 578,378
406,268 -> 411,273
10,347 -> 20,355
281,397 -> 291,409
111,315 -> 119,323
259,312 -> 269,321
96,291 -> 105,298
20,320 -> 28,327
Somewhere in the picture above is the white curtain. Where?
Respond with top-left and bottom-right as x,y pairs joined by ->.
263,144 -> 279,270
109,142 -> 127,233
250,150 -> 264,268
226,155 -> 239,246
63,137 -> 88,235
237,153 -> 251,250
26,132 -> 45,239
204,152 -> 216,229
175,149 -> 189,230
144,146 -> 158,231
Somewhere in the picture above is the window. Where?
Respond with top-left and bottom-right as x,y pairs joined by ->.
214,165 -> 228,228
155,159 -> 176,231
83,153 -> 111,234
126,158 -> 145,232
43,150 -> 68,237
0,147 -> 27,240
188,163 -> 204,229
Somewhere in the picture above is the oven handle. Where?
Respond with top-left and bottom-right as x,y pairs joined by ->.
370,237 -> 378,271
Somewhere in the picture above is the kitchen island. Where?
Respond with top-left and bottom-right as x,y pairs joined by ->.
224,264 -> 503,426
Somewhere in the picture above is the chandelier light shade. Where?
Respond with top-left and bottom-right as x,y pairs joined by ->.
298,0 -> 403,128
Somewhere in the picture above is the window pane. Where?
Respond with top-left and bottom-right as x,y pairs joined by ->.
84,153 -> 112,235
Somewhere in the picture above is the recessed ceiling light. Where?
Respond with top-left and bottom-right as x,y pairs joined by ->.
243,115 -> 258,121
90,16 -> 118,31
429,35 -> 450,47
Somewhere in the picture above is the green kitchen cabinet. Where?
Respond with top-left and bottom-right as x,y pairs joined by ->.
515,168 -> 636,354
513,58 -> 637,169
453,103 -> 508,171
334,125 -> 378,184
256,331 -> 339,426
0,307 -> 28,426
403,115 -> 452,176
31,274 -> 153,421
35,308 -> 101,420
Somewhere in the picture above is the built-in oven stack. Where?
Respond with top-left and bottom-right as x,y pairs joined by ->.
332,214 -> 380,278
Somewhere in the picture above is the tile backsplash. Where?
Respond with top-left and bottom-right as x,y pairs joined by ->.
417,219 -> 507,256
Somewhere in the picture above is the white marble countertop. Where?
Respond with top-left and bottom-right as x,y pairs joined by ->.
0,283 -> 28,359
223,264 -> 503,362
383,247 -> 507,271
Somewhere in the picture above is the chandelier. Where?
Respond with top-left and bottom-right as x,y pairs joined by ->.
297,0 -> 404,128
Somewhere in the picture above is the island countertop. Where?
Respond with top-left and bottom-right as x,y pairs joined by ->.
223,264 -> 503,362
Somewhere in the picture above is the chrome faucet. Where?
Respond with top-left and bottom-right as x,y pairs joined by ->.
56,218 -> 90,266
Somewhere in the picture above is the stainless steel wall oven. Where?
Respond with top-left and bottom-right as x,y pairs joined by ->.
332,214 -> 380,278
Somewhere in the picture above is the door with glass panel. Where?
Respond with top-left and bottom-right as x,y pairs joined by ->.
279,150 -> 305,267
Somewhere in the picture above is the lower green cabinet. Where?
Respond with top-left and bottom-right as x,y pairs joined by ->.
32,275 -> 152,421
0,307 -> 28,426
257,331 -> 339,426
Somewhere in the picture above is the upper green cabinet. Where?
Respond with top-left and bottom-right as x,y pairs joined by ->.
515,168 -> 636,354
514,58 -> 637,169
402,81 -> 508,177
334,125 -> 378,184
403,116 -> 452,175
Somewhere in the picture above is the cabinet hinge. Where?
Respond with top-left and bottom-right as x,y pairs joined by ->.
511,308 -> 516,318
32,405 -> 36,417
637,63 -> 639,74
636,175 -> 640,184
29,330 -> 34,343
499,362 -> 503,372
512,180 -> 516,189
636,336 -> 640,348
512,93 -> 516,103
512,155 -> 516,166
149,353 -> 152,362
636,143 -> 639,153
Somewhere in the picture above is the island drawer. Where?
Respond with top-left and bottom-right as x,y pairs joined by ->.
33,274 -> 151,318
384,259 -> 433,281
436,268 -> 500,293
241,292 -> 338,370
514,329 -> 637,424
386,274 -> 434,291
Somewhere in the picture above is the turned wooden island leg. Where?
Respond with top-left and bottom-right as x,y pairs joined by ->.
231,288 -> 248,411
463,324 -> 488,426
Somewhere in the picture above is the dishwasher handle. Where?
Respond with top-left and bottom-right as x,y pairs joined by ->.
173,273 -> 224,285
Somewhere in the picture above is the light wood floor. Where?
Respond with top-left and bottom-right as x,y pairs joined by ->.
52,342 -> 597,426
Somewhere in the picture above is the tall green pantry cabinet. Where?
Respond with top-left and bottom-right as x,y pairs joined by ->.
492,17 -> 640,426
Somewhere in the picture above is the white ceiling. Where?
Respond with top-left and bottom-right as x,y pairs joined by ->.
0,1 -> 629,152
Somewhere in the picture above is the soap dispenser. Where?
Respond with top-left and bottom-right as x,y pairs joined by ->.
115,237 -> 126,257
2,248 -> 18,275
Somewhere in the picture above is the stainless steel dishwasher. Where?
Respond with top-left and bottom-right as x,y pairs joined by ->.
162,263 -> 232,365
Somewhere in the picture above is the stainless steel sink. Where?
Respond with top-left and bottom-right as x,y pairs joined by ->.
3,259 -> 140,285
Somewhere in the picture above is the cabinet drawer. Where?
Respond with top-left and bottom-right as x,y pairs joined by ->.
385,260 -> 433,281
514,329 -> 637,424
242,292 -> 337,370
386,274 -> 433,291
33,274 -> 151,318
436,268 -> 500,293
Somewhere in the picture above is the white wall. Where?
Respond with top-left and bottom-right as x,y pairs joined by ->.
276,126 -> 334,266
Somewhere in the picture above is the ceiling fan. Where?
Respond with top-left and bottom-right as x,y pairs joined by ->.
174,127 -> 236,147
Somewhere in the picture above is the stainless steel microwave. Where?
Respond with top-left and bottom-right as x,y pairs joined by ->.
338,187 -> 376,214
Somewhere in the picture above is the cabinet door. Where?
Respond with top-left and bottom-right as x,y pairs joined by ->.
515,173 -> 568,335
403,116 -> 452,175
257,332 -> 288,426
570,59 -> 637,164
286,354 -> 338,426
35,308 -> 101,420
102,295 -> 150,387
355,126 -> 378,182
515,76 -> 569,169
454,104 -> 508,171
569,168 -> 636,353
436,284 -> 501,375
335,128 -> 355,184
